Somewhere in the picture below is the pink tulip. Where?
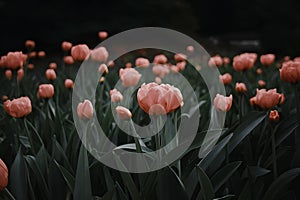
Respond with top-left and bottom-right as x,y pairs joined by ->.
251,89 -> 282,109
46,69 -> 56,81
0,159 -> 8,190
61,41 -> 73,51
152,64 -> 170,78
233,53 -> 257,71
213,94 -> 233,112
17,68 -> 24,81
260,54 -> 275,66
98,31 -> 108,40
25,40 -> 35,49
49,62 -> 57,70
137,83 -> 183,115
235,82 -> 247,93
65,79 -> 74,89
269,110 -> 279,122
119,68 -> 141,87
153,54 -> 168,64
116,106 -> 132,120
5,70 -> 12,80
176,61 -> 186,71
98,64 -> 108,74
208,55 -> 223,67
71,44 -> 90,61
38,84 -> 54,99
135,57 -> 150,68
174,53 -> 187,61
38,51 -> 46,58
77,100 -> 93,119
4,96 -> 32,118
64,56 -> 75,65
90,47 -> 109,62
219,73 -> 232,85
110,89 -> 123,102
280,61 -> 300,83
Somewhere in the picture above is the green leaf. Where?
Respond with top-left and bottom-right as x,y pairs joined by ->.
25,155 -> 49,198
275,113 -> 299,147
9,148 -> 28,200
55,161 -> 75,193
198,133 -> 233,171
228,111 -> 266,153
214,195 -> 235,200
211,161 -> 242,192
196,166 -> 215,200
74,145 -> 92,200
263,168 -> 300,200
157,167 -> 189,200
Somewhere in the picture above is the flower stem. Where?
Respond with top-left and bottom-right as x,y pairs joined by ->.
4,188 -> 16,200
130,119 -> 142,153
270,125 -> 278,179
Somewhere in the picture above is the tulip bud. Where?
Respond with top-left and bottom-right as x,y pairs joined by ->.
116,106 -> 132,120
269,110 -> 279,122
0,159 -> 8,190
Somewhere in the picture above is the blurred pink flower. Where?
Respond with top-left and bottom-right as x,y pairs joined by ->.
219,73 -> 232,85
135,57 -> 150,68
280,61 -> 300,83
38,84 -> 54,99
4,96 -> 32,118
17,68 -> 24,81
233,53 -> 257,71
5,70 -> 12,80
186,45 -> 194,53
49,62 -> 57,70
38,51 -> 46,58
65,79 -> 74,89
71,44 -> 90,61
64,56 -> 74,65
110,89 -> 123,102
213,94 -> 233,112
258,80 -> 266,87
25,40 -> 35,49
116,106 -> 132,120
208,55 -> 223,67
260,54 -> 275,66
152,64 -> 170,78
98,64 -> 108,74
269,110 -> 279,122
176,61 -> 186,71
174,53 -> 187,62
153,54 -> 168,64
0,158 -> 8,190
119,68 -> 141,87
46,69 -> 56,80
98,31 -> 108,40
90,47 -> 109,62
61,41 -> 73,51
235,82 -> 247,93
77,100 -> 93,119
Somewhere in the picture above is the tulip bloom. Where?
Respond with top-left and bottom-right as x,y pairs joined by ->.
223,57 -> 230,65
38,51 -> 46,58
110,89 -> 123,103
119,68 -> 141,87
4,96 -> 32,118
25,40 -> 35,49
98,31 -> 108,40
260,54 -> 275,66
0,159 -> 8,190
61,41 -> 73,51
17,68 -> 24,81
233,53 -> 257,71
213,94 -> 233,112
49,62 -> 57,70
116,106 -> 132,120
65,79 -> 74,89
5,70 -> 12,80
219,73 -> 232,85
208,55 -> 223,67
176,61 -> 186,71
174,53 -> 187,62
280,61 -> 300,83
153,54 -> 168,64
77,100 -> 93,119
137,83 -> 183,115
46,69 -> 56,80
135,58 -> 150,68
2,52 -> 25,69
235,82 -> 247,93
98,64 -> 108,74
71,44 -> 90,61
152,64 -> 170,78
90,47 -> 109,62
64,56 -> 75,65
250,89 -> 282,109
38,84 -> 55,99
269,110 -> 279,122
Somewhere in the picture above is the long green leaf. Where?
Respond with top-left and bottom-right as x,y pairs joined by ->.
196,166 -> 215,200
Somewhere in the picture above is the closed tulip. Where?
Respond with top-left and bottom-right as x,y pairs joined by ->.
119,68 -> 141,87
38,84 -> 54,99
213,94 -> 233,112
77,100 -> 93,119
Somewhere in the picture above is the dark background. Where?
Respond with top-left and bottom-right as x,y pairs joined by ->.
1,0 -> 300,56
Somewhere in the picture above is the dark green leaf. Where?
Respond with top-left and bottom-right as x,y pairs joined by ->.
196,166 -> 215,200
